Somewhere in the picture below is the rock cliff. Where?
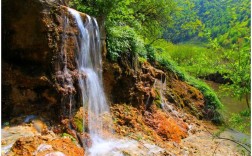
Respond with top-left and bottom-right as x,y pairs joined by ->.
2,0 -> 85,122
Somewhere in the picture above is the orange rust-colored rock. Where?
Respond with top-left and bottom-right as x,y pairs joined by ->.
7,135 -> 84,156
144,108 -> 188,143
111,104 -> 188,144
111,104 -> 163,143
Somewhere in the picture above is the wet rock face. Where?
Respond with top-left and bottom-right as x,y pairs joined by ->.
169,79 -> 205,119
104,60 -> 205,117
2,0 -> 85,121
104,61 -> 165,108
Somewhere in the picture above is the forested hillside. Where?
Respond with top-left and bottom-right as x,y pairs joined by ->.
165,0 -> 250,45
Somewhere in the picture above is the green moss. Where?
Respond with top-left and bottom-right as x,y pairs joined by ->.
138,57 -> 147,64
154,89 -> 162,109
61,133 -> 78,145
73,117 -> 83,133
155,89 -> 161,100
62,133 -> 77,142
154,99 -> 162,109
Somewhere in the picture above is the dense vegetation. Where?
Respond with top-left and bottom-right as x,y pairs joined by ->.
165,0 -> 251,125
165,0 -> 250,44
70,0 -> 250,132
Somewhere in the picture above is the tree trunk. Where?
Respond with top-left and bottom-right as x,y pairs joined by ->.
245,93 -> 250,109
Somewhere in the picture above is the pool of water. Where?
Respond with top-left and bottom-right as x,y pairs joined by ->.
204,80 -> 251,135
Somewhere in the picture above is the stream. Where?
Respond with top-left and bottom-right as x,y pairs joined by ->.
204,80 -> 251,145
205,80 -> 249,115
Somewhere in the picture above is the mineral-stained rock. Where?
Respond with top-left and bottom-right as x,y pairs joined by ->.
104,60 -> 205,118
111,103 -> 188,143
103,56 -> 206,143
7,135 -> 84,156
170,79 -> 205,118
2,0 -> 88,121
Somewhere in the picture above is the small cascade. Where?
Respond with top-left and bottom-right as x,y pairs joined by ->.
152,76 -> 179,117
56,14 -> 75,117
145,79 -> 157,107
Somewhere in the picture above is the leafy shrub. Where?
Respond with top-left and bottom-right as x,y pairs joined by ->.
107,26 -> 147,61
145,44 -> 156,63
138,57 -> 147,63
228,109 -> 250,133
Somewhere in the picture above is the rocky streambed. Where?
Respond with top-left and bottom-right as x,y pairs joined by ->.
2,112 -> 248,156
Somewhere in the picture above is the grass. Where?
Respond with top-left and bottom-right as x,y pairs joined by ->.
152,40 -> 220,77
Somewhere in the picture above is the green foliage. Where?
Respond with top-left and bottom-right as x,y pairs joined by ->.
165,0 -> 250,44
160,0 -> 251,111
164,0 -> 203,43
228,109 -> 250,133
211,36 -> 251,108
107,26 -> 146,61
70,0 -> 176,62
105,0 -> 176,61
145,44 -> 156,62
153,39 -> 220,77
69,0 -> 120,17
62,133 -> 77,142
156,55 -> 223,111
129,0 -> 176,41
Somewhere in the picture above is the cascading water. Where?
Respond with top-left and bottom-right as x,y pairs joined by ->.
160,77 -> 179,117
68,8 -> 114,154
68,8 -> 166,156
151,77 -> 179,117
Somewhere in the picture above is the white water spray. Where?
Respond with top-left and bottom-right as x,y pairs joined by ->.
68,8 -> 113,152
68,8 -> 166,156
151,76 -> 179,117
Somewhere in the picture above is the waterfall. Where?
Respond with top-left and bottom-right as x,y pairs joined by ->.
67,8 -> 165,156
68,8 -> 113,153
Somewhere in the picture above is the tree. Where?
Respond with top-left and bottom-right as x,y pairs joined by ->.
221,38 -> 251,109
